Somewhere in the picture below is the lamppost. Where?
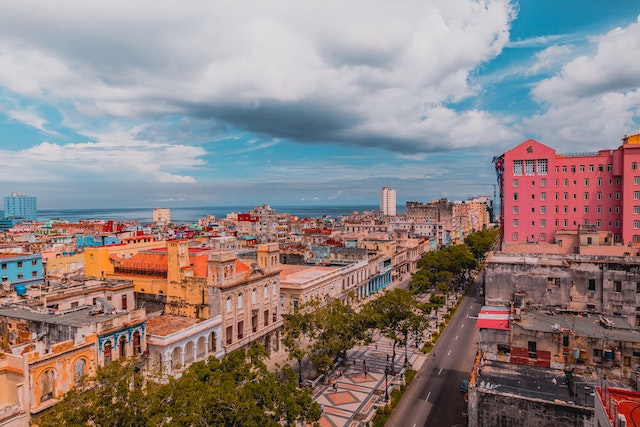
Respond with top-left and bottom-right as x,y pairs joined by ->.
384,364 -> 390,402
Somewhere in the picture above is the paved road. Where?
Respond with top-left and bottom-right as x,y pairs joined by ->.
386,276 -> 484,427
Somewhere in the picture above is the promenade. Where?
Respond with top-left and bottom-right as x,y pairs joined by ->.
265,277 -> 451,426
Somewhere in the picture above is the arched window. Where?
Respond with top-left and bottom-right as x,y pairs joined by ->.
209,332 -> 217,352
39,370 -> 55,402
226,296 -> 232,313
133,331 -> 141,355
119,335 -> 127,358
264,284 -> 268,299
73,358 -> 86,385
238,293 -> 243,309
272,282 -> 277,295
104,341 -> 112,364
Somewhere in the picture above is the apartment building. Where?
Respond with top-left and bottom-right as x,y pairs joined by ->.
495,133 -> 640,247
380,186 -> 397,216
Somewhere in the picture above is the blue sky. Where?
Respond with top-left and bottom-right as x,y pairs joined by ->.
1,1 -> 640,209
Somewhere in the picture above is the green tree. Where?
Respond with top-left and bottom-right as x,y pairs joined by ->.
464,228 -> 499,260
282,307 -> 313,385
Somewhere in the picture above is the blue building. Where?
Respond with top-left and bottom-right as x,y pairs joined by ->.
0,253 -> 44,291
75,234 -> 120,250
4,192 -> 37,221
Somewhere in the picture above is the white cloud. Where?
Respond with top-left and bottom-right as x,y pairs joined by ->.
0,0 -> 517,153
526,16 -> 640,149
0,132 -> 206,184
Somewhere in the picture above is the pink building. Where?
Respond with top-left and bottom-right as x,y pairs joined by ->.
495,133 -> 640,247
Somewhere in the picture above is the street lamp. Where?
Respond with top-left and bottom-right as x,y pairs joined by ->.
384,364 -> 390,402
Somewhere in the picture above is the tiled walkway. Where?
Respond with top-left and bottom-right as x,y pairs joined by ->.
310,334 -> 426,427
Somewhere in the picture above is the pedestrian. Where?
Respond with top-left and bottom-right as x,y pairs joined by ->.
364,367 -> 368,377
386,354 -> 389,362
375,343 -> 378,350
321,404 -> 325,413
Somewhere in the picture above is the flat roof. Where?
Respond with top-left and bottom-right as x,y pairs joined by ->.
146,314 -> 201,336
514,311 -> 640,343
0,306 -> 127,327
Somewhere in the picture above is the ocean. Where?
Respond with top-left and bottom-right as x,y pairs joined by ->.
18,205 -> 405,224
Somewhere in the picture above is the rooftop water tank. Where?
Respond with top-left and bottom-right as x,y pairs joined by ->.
15,284 -> 27,296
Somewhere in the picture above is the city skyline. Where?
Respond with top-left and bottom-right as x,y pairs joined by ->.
1,1 -> 639,209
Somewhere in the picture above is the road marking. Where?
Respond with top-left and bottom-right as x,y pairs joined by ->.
438,368 -> 443,375
455,335 -> 459,340
425,392 -> 431,402
461,324 -> 464,328
447,350 -> 451,356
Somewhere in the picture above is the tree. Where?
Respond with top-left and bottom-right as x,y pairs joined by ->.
464,228 -> 499,260
362,289 -> 415,374
41,345 -> 321,427
282,308 -> 313,385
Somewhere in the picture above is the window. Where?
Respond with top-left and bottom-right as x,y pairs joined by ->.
614,281 -> 622,293
540,219 -> 546,227
584,178 -> 589,186
31,271 -> 37,277
616,177 -> 621,185
32,259 -> 37,266
0,264 -> 5,270
513,160 -> 523,176
636,206 -> 640,214
527,341 -> 537,358
563,206 -> 568,214
226,297 -> 232,313
589,165 -> 594,172
512,232 -> 518,240
608,164 -> 613,171
540,233 -> 546,240
587,237 -> 593,244
513,219 -> 519,227
584,192 -> 589,200
121,295 -> 127,310
616,206 -> 620,214
264,284 -> 268,299
555,206 -> 559,213
17,274 -> 23,279
598,164 -> 604,171
40,370 -> 55,402
584,206 -> 589,214
580,165 -> 585,172
571,165 -> 576,173
588,279 -> 596,291
540,178 -> 547,187
513,206 -> 519,214
513,193 -> 518,201
597,220 -> 602,227
74,358 -> 86,385
635,176 -> 640,185
562,165 -> 567,172
531,194 -> 535,200
17,261 -> 22,268
238,293 -> 243,308
555,192 -> 559,200
563,192 -> 568,200
597,192 -> 602,200
564,178 -> 569,187
252,288 -> 257,304
541,206 -> 546,214
273,282 -> 277,295
634,221 -> 640,229
525,160 -> 535,175
634,162 -> 638,170
541,192 -> 546,200
531,180 -> 535,187
563,219 -> 568,227
637,282 -> 640,293
513,179 -> 519,187
237,321 -> 244,340
532,208 -> 535,213
71,301 -> 78,308
292,297 -> 299,309
616,192 -> 621,200
555,179 -> 559,187
635,191 -> 640,200
537,159 -> 548,175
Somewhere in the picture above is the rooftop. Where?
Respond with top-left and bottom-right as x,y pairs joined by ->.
146,314 -> 201,336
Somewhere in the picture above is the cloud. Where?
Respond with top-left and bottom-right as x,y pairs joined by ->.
0,132 -> 207,184
0,0 -> 517,154
5,107 -> 57,135
525,16 -> 640,149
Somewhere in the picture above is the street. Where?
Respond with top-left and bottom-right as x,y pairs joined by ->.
385,275 -> 483,427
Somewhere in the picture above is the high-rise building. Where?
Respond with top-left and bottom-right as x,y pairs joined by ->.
494,133 -> 640,246
380,186 -> 396,216
153,208 -> 171,225
3,192 -> 37,221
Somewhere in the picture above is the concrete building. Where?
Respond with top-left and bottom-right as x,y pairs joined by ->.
494,133 -> 640,247
380,186 -> 397,216
0,253 -> 44,292
3,193 -> 37,222
153,208 -> 171,225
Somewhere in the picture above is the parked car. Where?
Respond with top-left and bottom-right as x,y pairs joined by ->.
459,379 -> 469,392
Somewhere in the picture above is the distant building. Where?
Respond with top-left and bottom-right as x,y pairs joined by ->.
153,208 -> 171,225
4,192 -> 37,221
380,186 -> 396,216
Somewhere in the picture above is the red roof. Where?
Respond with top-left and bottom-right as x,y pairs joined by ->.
476,306 -> 510,330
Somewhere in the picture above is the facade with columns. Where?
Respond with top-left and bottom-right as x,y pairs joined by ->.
146,314 -> 223,377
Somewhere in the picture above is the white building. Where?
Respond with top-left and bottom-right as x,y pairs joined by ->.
153,208 -> 171,225
380,186 -> 396,216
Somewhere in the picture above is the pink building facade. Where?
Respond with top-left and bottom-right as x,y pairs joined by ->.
495,134 -> 640,247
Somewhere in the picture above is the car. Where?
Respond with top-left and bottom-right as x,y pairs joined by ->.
459,379 -> 469,392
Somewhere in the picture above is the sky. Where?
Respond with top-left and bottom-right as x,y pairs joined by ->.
1,0 -> 640,209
